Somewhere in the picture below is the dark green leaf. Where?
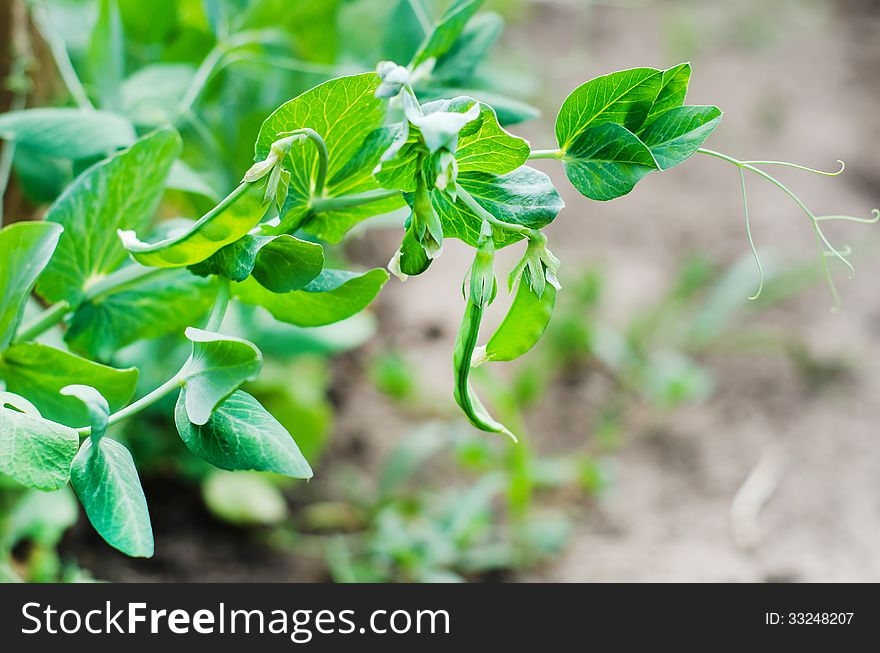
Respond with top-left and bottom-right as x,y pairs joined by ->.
0,222 -> 62,351
65,268 -> 214,360
175,389 -> 312,478
180,328 -> 263,426
0,342 -> 138,427
0,394 -> 79,491
555,67 -> 662,148
234,268 -> 389,327
644,62 -> 691,127
190,234 -> 324,292
0,109 -> 136,160
70,437 -> 153,557
562,122 -> 658,201
433,166 -> 564,247
638,105 -> 722,170
36,129 -> 181,304
383,0 -> 425,64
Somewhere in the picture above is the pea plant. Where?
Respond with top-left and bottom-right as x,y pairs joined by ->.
0,0 -> 875,560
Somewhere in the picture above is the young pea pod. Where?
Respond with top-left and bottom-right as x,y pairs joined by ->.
473,278 -> 557,367
119,180 -> 270,268
452,228 -> 514,440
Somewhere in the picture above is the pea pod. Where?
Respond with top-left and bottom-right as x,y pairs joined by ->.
453,299 -> 514,440
119,180 -> 270,268
452,228 -> 514,440
473,280 -> 557,367
391,223 -> 432,279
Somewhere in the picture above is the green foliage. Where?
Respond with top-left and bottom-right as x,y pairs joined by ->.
0,394 -> 79,492
0,0 -> 871,564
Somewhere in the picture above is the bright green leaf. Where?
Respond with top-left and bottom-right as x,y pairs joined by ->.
0,395 -> 79,491
255,73 -> 400,237
0,342 -> 138,427
65,268 -> 214,360
119,180 -> 270,268
234,268 -> 389,327
174,389 -> 312,478
36,129 -> 181,305
638,105 -> 722,170
454,102 -> 529,174
190,234 -> 324,292
0,109 -> 136,160
644,62 -> 691,127
0,222 -> 62,351
180,327 -> 263,426
555,67 -> 662,148
70,437 -> 153,557
433,166 -> 564,247
562,122 -> 658,201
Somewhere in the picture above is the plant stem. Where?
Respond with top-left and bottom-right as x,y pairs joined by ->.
206,277 -> 231,331
528,148 -> 564,160
77,372 -> 184,435
310,188 -> 401,213
31,4 -> 93,109
13,301 -> 70,343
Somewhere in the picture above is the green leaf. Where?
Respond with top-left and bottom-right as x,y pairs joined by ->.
555,67 -> 662,148
561,122 -> 659,201
433,166 -> 564,247
0,342 -> 138,427
202,470 -> 287,526
88,0 -> 125,110
65,268 -> 214,360
0,109 -> 136,160
174,389 -> 312,478
383,0 -> 424,64
234,268 -> 389,327
70,437 -> 153,557
180,327 -> 263,426
638,105 -> 722,170
119,180 -> 270,268
411,0 -> 484,68
454,102 -> 529,174
59,385 -> 110,441
255,73 -> 399,237
644,62 -> 691,127
36,129 -> 181,305
190,234 -> 324,292
0,222 -> 62,351
432,11 -> 502,83
0,395 -> 79,491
